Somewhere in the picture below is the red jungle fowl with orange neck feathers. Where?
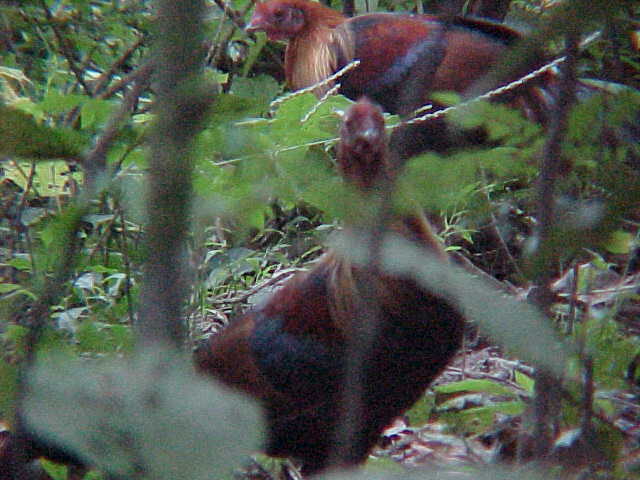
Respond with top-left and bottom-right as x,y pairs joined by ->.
195,98 -> 465,474
246,0 -> 554,153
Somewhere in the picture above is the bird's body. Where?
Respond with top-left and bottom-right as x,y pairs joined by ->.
246,0 -> 552,154
196,99 -> 465,474
248,0 -> 549,114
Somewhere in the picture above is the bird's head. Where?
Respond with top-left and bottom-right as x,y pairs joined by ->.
337,98 -> 390,191
246,0 -> 307,41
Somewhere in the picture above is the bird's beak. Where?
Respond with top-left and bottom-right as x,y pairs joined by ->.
355,118 -> 383,143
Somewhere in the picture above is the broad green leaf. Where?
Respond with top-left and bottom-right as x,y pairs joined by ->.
231,75 -> 281,113
24,348 -> 263,480
0,283 -> 36,300
3,160 -> 83,195
39,92 -> 86,115
40,461 -> 69,480
429,91 -> 462,107
0,106 -> 86,159
399,152 -> 479,211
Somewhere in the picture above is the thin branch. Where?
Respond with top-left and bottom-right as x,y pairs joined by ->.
268,59 -> 361,113
83,63 -> 153,190
479,177 -> 525,279
98,61 -> 154,100
212,0 -> 256,31
93,35 -> 146,97
450,251 -> 519,295
404,57 -> 565,127
118,207 -> 136,327
38,0 -> 93,96
215,267 -> 306,304
528,30 -> 581,461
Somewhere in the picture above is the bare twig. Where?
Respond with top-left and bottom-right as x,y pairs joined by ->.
479,177 -> 525,279
268,59 -> 361,113
451,251 -> 519,295
38,0 -> 92,96
93,35 -> 146,97
527,30 -> 581,461
214,267 -> 307,304
117,207 -> 136,327
83,63 -> 153,190
98,62 -> 154,100
212,0 -> 256,31
403,57 -> 565,127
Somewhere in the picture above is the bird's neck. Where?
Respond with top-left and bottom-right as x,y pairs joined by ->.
285,13 -> 344,94
340,151 -> 390,191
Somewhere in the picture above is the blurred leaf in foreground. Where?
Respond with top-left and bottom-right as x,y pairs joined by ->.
383,236 -> 570,374
24,347 -> 263,479
334,233 -> 570,375
327,465 -> 552,479
0,106 -> 86,160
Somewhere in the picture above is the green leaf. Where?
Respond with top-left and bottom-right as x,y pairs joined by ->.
442,400 -> 526,431
6,256 -> 32,272
39,92 -> 86,115
399,152 -> 479,211
362,456 -> 405,474
0,106 -> 86,159
36,206 -> 84,273
76,321 -> 106,352
40,461 -> 69,480
76,321 -> 133,354
434,378 -> 519,398
0,283 -> 36,300
241,31 -> 268,77
271,93 -> 319,144
514,370 -> 535,394
231,75 -> 281,113
3,160 -> 83,195
405,391 -> 436,425
429,91 -> 462,106
0,358 -> 18,418
80,98 -> 115,130
0,283 -> 21,293
25,348 -> 263,480
87,265 -> 121,275
604,230 -> 633,254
